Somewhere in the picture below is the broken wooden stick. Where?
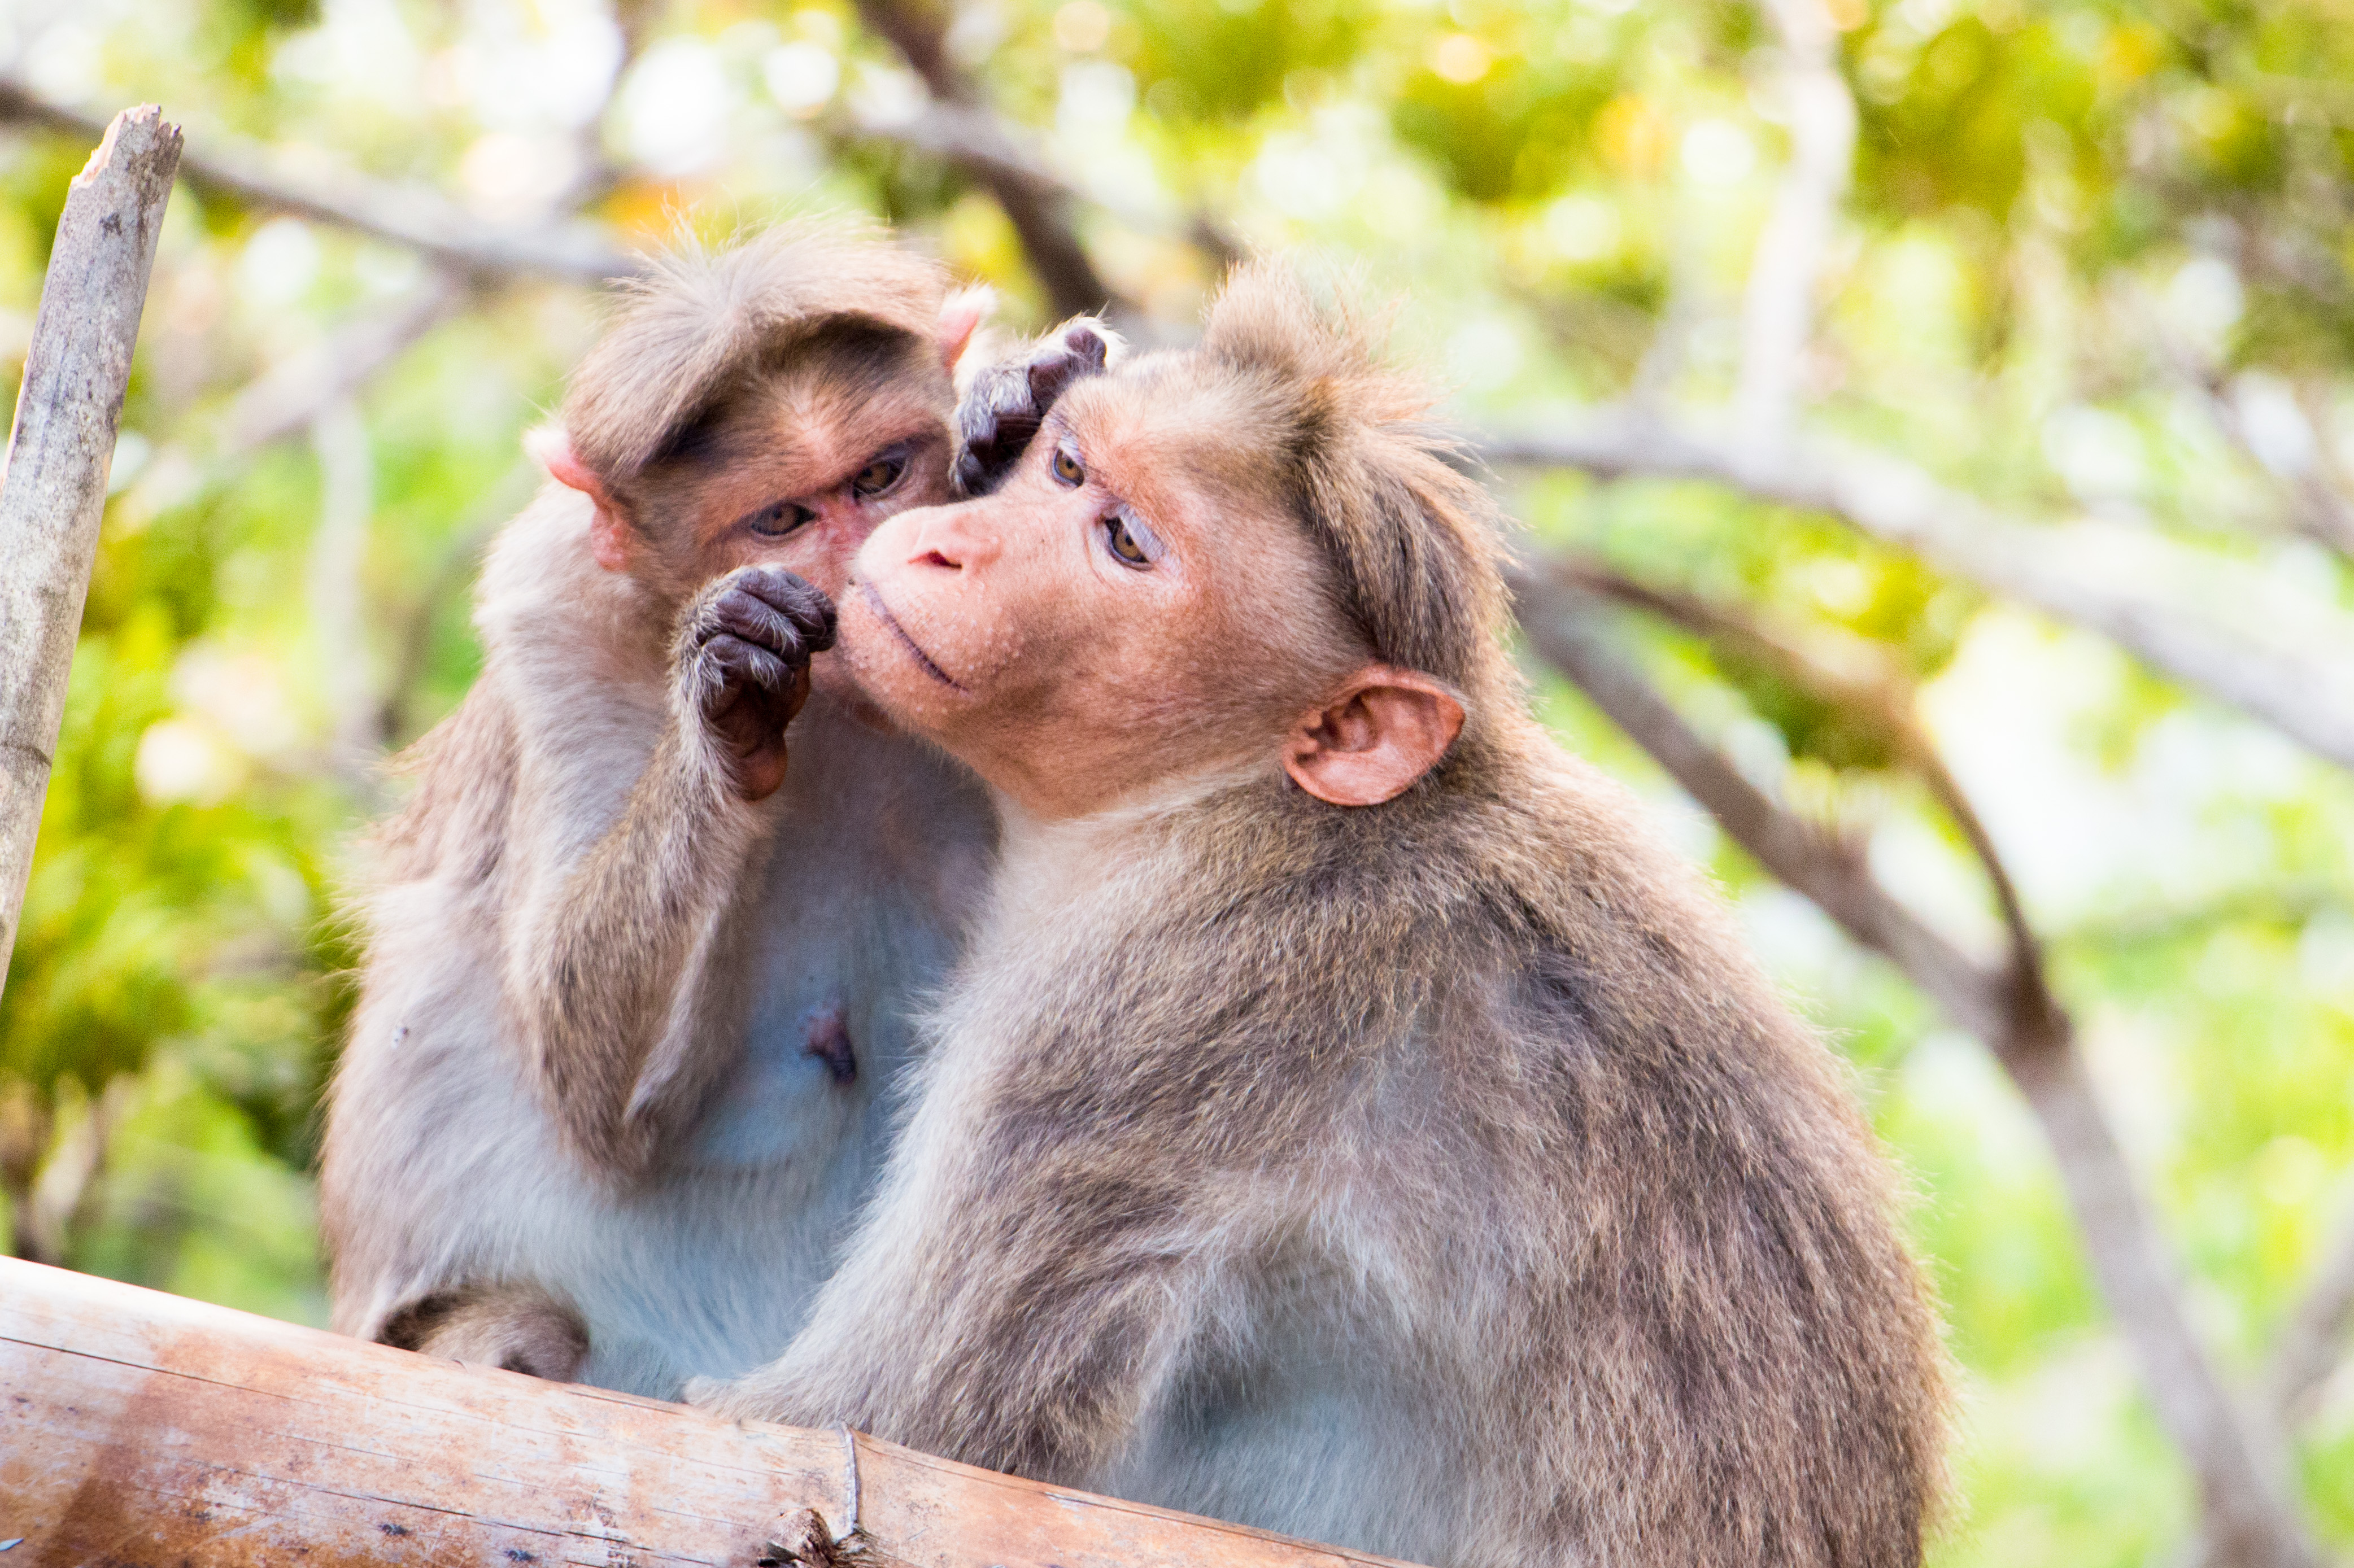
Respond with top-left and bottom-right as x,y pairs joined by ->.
0,104 -> 182,996
0,1257 -> 1416,1567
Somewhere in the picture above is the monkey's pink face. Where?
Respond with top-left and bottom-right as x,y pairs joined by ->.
840,370 -> 1345,817
674,379 -> 955,700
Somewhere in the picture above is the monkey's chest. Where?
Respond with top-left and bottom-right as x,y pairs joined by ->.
569,840 -> 982,1395
683,816 -> 978,1172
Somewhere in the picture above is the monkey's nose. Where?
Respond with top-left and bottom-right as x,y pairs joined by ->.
908,504 -> 1000,570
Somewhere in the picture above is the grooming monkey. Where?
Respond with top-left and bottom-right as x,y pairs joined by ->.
694,263 -> 1949,1568
321,222 -> 1105,1394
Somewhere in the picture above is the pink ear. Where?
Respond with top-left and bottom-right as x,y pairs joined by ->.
529,425 -> 596,493
938,286 -> 995,375
1282,666 -> 1467,807
527,426 -> 632,573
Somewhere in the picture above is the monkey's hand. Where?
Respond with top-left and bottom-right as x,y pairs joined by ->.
953,318 -> 1118,497
675,565 -> 836,803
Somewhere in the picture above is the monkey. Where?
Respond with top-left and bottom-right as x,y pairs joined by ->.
690,261 -> 1950,1568
320,220 -> 1113,1395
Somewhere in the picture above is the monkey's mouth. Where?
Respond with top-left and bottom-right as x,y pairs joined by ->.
858,583 -> 965,692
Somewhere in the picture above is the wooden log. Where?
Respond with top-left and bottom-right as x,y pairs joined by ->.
0,1258 -> 1416,1568
0,104 -> 182,995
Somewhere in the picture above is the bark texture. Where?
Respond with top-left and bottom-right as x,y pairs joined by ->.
0,103 -> 181,995
0,1256 -> 1420,1568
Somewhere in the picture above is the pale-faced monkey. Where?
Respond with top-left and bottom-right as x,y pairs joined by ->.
321,221 -> 1108,1394
692,263 -> 1950,1568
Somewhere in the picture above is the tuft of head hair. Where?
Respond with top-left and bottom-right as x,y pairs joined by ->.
1196,261 -> 1510,697
562,219 -> 949,481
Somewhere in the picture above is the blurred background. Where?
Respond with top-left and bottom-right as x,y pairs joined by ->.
2,0 -> 2352,1561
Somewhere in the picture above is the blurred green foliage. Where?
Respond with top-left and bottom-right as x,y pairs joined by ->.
3,0 -> 2354,1561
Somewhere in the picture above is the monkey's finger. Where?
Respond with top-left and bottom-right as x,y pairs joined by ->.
733,567 -> 838,653
709,587 -> 817,666
954,362 -> 1041,497
1026,322 -> 1111,409
699,635 -> 795,711
954,322 -> 1115,497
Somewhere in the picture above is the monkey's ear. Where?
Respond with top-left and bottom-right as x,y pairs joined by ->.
1281,665 -> 1466,807
939,286 -> 995,375
527,426 -> 634,573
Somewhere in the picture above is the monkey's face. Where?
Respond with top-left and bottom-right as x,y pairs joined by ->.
636,355 -> 957,703
839,367 -> 1354,817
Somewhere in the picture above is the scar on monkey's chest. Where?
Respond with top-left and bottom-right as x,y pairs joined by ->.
802,1005 -> 856,1085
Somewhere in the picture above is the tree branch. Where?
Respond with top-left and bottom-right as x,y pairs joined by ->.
0,105 -> 182,999
2142,305 -> 2354,560
848,0 -> 1129,321
2049,880 -> 2349,951
1486,408 -> 2354,774
1511,561 -> 2318,1568
0,78 -> 635,284
218,271 -> 472,456
853,0 -> 961,102
3,1255 -> 1413,1568
1735,0 -> 1855,450
1552,556 -> 2048,1010
2265,1182 -> 2354,1425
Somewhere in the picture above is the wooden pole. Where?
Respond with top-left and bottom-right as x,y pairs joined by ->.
0,104 -> 181,997
0,1257 -> 1414,1568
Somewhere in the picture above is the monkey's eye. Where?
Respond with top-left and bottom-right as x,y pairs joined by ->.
851,451 -> 908,499
1051,443 -> 1086,488
1100,509 -> 1163,570
744,500 -> 817,536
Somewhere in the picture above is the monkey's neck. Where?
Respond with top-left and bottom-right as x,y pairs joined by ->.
984,761 -> 1265,925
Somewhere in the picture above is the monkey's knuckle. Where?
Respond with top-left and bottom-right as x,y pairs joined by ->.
747,566 -> 821,618
695,634 -> 755,687
682,585 -> 743,649
744,648 -> 792,692
698,565 -> 753,605
952,451 -> 989,499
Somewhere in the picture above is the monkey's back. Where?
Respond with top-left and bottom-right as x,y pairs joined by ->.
970,718 -> 1946,1567
1442,729 -> 1948,1566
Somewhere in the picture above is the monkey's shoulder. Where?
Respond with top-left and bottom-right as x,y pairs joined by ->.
1113,739 -> 1825,1095
364,679 -> 524,888
1008,765 -> 1705,1042
1180,734 -> 1752,976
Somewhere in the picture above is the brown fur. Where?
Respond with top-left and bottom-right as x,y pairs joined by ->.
381,1280 -> 589,1382
697,265 -> 1950,1567
565,223 -> 947,483
320,223 -> 997,1396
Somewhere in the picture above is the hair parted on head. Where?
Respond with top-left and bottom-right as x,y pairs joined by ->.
561,219 -> 949,481
1195,260 -> 1511,695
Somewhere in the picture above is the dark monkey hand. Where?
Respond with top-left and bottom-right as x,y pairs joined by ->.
953,318 -> 1115,497
674,565 -> 836,802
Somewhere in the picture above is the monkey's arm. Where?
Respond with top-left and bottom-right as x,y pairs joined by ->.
505,565 -> 835,1181
690,1094 -> 1215,1484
